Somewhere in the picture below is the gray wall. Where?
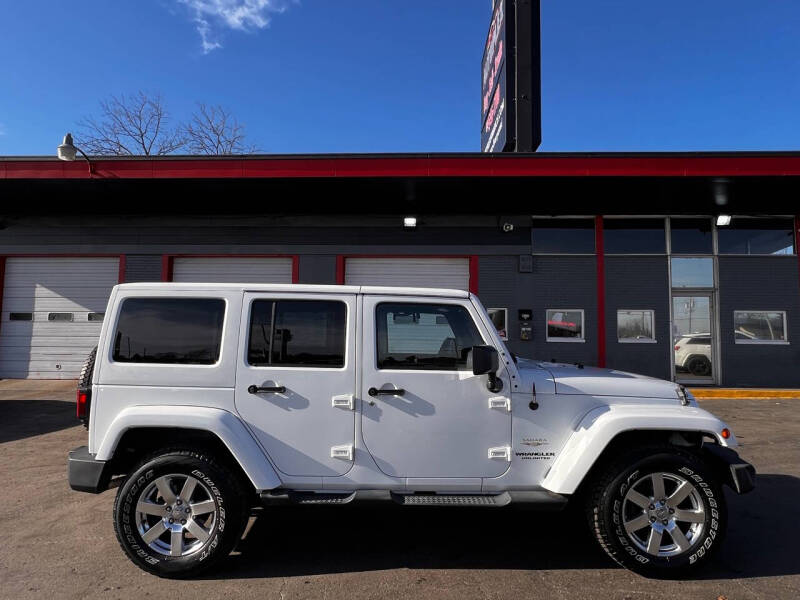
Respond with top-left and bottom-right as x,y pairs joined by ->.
605,256 -> 671,380
718,256 -> 800,387
479,255 -> 598,364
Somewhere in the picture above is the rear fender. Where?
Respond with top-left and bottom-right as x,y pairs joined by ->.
541,404 -> 735,495
95,405 -> 282,491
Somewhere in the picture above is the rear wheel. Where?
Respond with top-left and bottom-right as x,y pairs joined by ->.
113,449 -> 248,578
585,446 -> 726,577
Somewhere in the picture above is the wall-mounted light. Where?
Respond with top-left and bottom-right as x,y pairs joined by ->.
403,216 -> 417,228
502,222 -> 514,232
57,133 -> 94,175
716,214 -> 732,227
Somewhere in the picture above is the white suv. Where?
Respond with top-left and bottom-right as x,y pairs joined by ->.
68,283 -> 754,578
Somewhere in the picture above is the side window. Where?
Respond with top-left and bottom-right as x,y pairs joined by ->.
248,300 -> 346,368
112,298 -> 225,365
376,302 -> 484,370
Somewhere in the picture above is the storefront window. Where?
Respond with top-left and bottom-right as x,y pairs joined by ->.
604,218 -> 666,254
670,218 -> 713,254
717,218 -> 795,255
671,258 -> 714,288
734,311 -> 788,344
531,219 -> 595,254
546,309 -> 585,342
617,310 -> 656,342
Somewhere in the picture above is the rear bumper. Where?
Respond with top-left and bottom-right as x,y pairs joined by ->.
702,443 -> 756,494
68,446 -> 110,493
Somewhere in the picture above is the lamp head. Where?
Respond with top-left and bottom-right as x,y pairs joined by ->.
57,133 -> 78,161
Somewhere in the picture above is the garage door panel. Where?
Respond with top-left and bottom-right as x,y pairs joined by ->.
344,258 -> 470,291
172,257 -> 293,283
0,257 -> 118,379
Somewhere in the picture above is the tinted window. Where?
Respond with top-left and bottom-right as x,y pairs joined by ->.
547,309 -> 584,341
248,300 -> 346,368
604,219 -> 666,254
617,310 -> 655,341
531,219 -> 595,253
9,313 -> 32,321
718,218 -> 795,255
734,311 -> 787,342
670,218 -> 713,254
48,313 -> 73,322
113,298 -> 225,364
376,303 -> 484,370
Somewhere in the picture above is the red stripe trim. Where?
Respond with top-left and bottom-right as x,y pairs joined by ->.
595,216 -> 606,368
7,154 -> 800,180
118,255 -> 126,284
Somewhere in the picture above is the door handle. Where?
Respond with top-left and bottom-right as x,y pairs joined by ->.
248,384 -> 286,394
368,387 -> 405,397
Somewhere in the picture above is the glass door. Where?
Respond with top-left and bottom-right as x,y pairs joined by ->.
672,294 -> 715,384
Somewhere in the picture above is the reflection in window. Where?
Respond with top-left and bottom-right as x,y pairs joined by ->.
734,311 -> 788,343
617,310 -> 655,342
376,303 -> 484,370
546,309 -> 585,342
604,219 -> 666,254
671,258 -> 714,288
531,219 -> 595,253
48,313 -> 74,322
113,298 -> 225,364
718,218 -> 795,255
670,218 -> 713,254
248,300 -> 346,368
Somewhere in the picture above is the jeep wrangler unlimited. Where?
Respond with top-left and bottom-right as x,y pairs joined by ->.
68,283 -> 754,578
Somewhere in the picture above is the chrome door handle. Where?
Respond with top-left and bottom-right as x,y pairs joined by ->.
368,387 -> 405,397
248,384 -> 286,394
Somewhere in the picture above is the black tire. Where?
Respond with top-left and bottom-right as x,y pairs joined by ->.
113,449 -> 248,578
687,356 -> 711,377
585,446 -> 727,577
77,346 -> 97,392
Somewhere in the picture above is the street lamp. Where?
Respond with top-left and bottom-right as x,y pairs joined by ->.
57,133 -> 94,175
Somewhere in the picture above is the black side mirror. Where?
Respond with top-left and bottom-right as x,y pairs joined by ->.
471,345 -> 503,392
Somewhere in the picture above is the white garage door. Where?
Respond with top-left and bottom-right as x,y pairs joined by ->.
344,257 -> 471,291
172,257 -> 294,283
0,257 -> 120,379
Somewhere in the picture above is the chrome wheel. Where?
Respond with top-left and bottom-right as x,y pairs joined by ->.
135,473 -> 218,557
622,471 -> 706,557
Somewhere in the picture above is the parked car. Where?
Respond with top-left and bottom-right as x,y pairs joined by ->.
673,333 -> 713,376
68,283 -> 754,578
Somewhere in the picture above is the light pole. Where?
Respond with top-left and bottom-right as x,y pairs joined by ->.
57,133 -> 94,175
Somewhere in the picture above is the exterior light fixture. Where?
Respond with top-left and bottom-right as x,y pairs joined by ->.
403,216 -> 417,228
716,214 -> 732,227
57,133 -> 94,175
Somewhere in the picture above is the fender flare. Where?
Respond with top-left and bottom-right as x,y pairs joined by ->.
541,404 -> 735,495
95,405 -> 282,491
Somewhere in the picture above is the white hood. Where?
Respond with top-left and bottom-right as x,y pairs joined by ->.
518,359 -> 681,400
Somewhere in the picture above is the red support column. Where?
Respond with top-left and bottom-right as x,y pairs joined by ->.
291,256 -> 300,284
161,255 -> 174,282
468,256 -> 480,295
595,216 -> 606,368
335,256 -> 345,285
118,255 -> 127,284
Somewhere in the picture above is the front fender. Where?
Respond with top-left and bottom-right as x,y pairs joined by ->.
95,405 -> 282,491
541,404 -> 735,495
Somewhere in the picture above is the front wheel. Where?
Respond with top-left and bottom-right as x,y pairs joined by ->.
585,447 -> 727,577
113,449 -> 248,578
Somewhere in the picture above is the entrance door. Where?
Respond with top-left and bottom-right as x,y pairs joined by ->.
360,296 -> 512,479
235,292 -> 357,477
672,294 -> 715,384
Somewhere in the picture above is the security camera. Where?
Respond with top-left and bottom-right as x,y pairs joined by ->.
502,222 -> 514,232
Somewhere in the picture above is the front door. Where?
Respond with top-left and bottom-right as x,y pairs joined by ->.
235,292 -> 357,477
672,294 -> 716,384
360,296 -> 512,479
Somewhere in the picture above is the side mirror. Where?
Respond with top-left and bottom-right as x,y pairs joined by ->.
471,345 -> 503,393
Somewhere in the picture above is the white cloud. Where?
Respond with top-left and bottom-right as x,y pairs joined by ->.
178,0 -> 293,53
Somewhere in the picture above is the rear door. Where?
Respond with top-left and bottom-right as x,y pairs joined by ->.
235,292 -> 357,477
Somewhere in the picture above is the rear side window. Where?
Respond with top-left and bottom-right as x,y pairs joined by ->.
376,303 -> 484,370
112,298 -> 225,365
248,300 -> 346,368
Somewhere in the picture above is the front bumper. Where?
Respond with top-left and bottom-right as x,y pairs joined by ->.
702,443 -> 756,494
68,446 -> 111,493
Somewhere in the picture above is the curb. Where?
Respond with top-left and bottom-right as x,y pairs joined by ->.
690,388 -> 800,399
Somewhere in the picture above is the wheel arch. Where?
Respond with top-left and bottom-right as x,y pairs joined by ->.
541,405 -> 734,496
95,405 -> 282,492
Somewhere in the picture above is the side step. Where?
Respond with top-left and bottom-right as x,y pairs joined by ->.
289,492 -> 357,505
390,491 -> 511,507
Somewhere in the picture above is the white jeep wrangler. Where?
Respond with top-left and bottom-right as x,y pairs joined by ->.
67,283 -> 755,578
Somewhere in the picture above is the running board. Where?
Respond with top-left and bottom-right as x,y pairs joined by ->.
391,491 -> 511,506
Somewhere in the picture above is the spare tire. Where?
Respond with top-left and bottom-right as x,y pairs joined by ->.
77,346 -> 97,392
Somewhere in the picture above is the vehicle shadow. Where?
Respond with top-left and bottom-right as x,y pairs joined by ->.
208,473 -> 800,580
0,399 -> 78,443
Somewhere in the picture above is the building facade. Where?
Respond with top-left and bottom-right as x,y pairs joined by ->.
1,152 -> 798,386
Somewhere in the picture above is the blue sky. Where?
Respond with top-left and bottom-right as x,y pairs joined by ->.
1,0 -> 799,155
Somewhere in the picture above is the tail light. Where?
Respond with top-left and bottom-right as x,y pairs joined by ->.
674,345 -> 680,351
76,389 -> 91,426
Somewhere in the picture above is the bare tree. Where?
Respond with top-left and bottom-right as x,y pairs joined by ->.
183,103 -> 258,155
77,92 -> 186,155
